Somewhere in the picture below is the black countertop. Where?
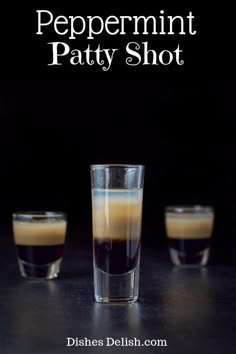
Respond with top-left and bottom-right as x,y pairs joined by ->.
1,240 -> 236,354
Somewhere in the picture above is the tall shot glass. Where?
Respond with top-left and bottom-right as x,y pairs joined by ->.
91,165 -> 145,303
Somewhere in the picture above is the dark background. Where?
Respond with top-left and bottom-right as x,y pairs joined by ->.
0,5 -> 236,354
0,79 -> 235,263
0,2 -> 235,79
0,3 -> 235,261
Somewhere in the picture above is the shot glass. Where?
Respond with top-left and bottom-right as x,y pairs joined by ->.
13,212 -> 67,279
91,164 -> 145,303
165,206 -> 214,266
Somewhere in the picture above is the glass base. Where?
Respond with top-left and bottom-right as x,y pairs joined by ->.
169,248 -> 210,267
94,266 -> 139,304
18,259 -> 62,279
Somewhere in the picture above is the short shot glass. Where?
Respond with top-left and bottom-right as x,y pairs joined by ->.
165,206 -> 214,266
13,212 -> 67,279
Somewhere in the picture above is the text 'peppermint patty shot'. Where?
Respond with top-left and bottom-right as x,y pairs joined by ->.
36,10 -> 197,68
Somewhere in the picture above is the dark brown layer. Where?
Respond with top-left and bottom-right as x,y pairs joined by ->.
169,238 -> 210,254
94,238 -> 140,274
17,244 -> 64,265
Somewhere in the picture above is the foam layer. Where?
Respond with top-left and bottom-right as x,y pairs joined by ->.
92,189 -> 143,241
165,213 -> 214,239
13,221 -> 67,245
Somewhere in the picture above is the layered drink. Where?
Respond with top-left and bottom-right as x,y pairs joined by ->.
13,212 -> 67,279
165,206 -> 214,266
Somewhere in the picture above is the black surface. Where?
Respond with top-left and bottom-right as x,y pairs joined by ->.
1,237 -> 236,354
0,3 -> 235,352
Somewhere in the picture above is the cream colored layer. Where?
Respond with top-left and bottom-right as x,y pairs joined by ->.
13,221 -> 66,245
165,213 -> 214,239
92,190 -> 143,240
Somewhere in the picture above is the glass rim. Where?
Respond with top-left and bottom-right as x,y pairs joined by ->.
90,164 -> 145,169
12,211 -> 67,219
165,205 -> 214,213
